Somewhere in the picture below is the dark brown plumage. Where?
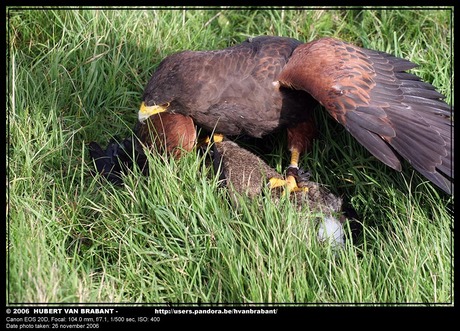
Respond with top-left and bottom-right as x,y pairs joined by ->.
136,36 -> 453,194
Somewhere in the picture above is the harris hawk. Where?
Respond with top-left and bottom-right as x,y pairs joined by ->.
136,36 -> 454,195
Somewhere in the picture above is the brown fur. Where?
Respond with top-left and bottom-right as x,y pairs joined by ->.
214,140 -> 343,216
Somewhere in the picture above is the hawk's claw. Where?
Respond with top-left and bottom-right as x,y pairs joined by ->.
269,167 -> 312,195
286,166 -> 311,183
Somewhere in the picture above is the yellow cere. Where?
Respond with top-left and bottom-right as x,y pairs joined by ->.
138,101 -> 168,122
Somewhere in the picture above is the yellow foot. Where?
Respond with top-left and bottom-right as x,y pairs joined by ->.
197,134 -> 224,151
212,134 -> 224,143
269,175 -> 309,196
197,133 -> 224,147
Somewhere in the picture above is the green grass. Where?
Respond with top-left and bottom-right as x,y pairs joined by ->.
7,7 -> 453,304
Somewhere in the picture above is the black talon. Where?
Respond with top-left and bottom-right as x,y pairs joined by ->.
286,166 -> 311,183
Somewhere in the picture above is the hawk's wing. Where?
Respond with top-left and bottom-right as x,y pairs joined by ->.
277,37 -> 453,194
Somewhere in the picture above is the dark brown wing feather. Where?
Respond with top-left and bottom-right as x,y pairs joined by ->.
277,37 -> 453,194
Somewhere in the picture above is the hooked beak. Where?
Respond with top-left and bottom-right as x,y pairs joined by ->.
138,101 -> 169,122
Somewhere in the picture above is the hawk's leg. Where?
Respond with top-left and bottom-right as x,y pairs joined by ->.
268,148 -> 310,194
269,118 -> 317,194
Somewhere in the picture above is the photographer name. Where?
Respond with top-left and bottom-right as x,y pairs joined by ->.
33,308 -> 114,314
